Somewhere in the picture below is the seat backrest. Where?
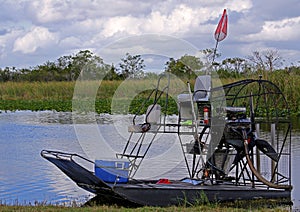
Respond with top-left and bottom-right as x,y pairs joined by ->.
193,75 -> 211,101
177,94 -> 193,120
146,104 -> 161,124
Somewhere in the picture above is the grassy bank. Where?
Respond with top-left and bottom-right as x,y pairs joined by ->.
0,206 -> 290,212
0,200 -> 292,212
0,73 -> 299,115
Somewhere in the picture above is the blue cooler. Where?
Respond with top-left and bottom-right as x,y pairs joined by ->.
94,159 -> 129,183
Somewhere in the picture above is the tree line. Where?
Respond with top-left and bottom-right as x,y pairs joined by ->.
0,48 -> 299,82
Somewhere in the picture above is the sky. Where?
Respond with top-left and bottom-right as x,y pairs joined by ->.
0,0 -> 300,70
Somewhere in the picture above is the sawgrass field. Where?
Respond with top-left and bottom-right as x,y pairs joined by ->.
0,71 -> 299,115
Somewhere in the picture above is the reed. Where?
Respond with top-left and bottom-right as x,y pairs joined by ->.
0,81 -> 75,100
0,73 -> 299,115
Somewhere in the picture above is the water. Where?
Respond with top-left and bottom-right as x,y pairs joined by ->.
291,116 -> 300,209
0,111 -> 299,208
0,111 -> 92,205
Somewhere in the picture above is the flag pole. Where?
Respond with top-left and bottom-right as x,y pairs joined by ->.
212,9 -> 228,64
212,38 -> 219,63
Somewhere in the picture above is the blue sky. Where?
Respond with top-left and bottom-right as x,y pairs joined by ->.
0,0 -> 299,70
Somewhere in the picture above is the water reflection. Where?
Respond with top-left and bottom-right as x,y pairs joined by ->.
0,111 -> 299,208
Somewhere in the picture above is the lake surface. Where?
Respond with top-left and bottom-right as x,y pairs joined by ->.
0,111 -> 299,209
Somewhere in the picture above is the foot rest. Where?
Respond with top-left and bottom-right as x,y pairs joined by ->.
128,123 -> 151,132
128,125 -> 142,132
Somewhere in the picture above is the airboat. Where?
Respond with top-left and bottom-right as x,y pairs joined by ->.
41,74 -> 292,206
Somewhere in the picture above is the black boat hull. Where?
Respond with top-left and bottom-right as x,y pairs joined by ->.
41,150 -> 291,207
113,183 -> 291,206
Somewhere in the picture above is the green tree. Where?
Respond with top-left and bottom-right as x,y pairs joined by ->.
0,67 -> 11,82
216,57 -> 252,78
179,54 -> 204,72
71,50 -> 106,80
34,61 -> 58,81
119,53 -> 145,79
56,55 -> 73,81
26,50 -> 110,81
165,55 -> 202,80
103,64 -> 120,80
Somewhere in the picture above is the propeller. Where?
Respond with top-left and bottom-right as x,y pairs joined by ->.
228,127 -> 278,164
249,93 -> 279,162
227,94 -> 279,163
255,139 -> 279,162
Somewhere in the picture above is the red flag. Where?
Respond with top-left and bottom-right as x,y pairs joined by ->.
214,9 -> 228,42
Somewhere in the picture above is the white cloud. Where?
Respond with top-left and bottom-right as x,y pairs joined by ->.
99,1 -> 254,39
101,16 -> 141,38
0,29 -> 23,58
225,0 -> 253,13
59,36 -> 82,48
150,4 -> 198,34
13,26 -> 57,53
27,0 -> 151,24
30,0 -> 70,23
0,0 -> 299,68
100,4 -> 227,38
244,16 -> 300,41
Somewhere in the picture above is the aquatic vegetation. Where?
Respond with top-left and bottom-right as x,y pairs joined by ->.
0,74 -> 299,115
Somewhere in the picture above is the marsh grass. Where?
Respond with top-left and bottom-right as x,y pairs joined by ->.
0,201 -> 291,212
0,81 -> 75,100
0,193 -> 291,211
0,74 -> 299,115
